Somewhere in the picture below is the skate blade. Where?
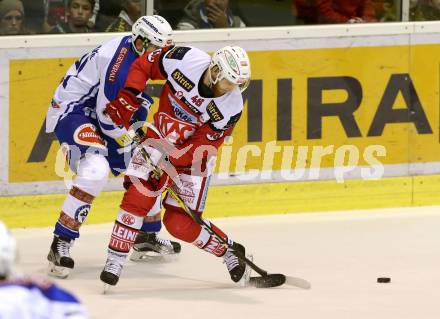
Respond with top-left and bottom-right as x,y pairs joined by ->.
239,253 -> 253,287
102,284 -> 111,295
47,262 -> 70,279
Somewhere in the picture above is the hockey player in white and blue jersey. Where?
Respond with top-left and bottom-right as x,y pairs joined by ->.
45,15 -> 181,279
0,221 -> 88,318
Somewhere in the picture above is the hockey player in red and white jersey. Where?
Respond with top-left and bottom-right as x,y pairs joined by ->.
100,44 -> 251,286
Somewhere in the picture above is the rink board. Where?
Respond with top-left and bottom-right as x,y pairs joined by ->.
6,43 -> 440,183
2,23 -> 440,196
3,23 -> 440,228
2,173 -> 440,228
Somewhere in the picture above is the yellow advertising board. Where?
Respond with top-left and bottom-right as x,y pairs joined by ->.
8,44 -> 440,183
9,58 -> 76,182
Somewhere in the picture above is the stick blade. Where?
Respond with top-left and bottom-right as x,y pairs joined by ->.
249,274 -> 286,288
285,276 -> 311,290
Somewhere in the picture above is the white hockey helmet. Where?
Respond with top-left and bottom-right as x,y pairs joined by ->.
0,222 -> 16,279
209,46 -> 251,92
132,15 -> 173,55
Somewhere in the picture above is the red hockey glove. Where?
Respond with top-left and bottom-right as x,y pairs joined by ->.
149,149 -> 182,190
105,89 -> 141,129
148,170 -> 171,191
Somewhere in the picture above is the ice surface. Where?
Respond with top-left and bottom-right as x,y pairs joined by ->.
11,206 -> 440,319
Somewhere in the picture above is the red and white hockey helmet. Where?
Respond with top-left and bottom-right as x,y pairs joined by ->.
210,46 -> 251,92
132,15 -> 173,55
0,222 -> 16,279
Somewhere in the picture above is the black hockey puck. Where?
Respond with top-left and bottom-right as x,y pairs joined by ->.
377,277 -> 391,283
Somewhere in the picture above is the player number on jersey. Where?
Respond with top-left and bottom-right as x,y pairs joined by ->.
191,95 -> 204,107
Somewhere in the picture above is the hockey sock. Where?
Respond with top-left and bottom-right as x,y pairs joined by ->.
140,220 -> 162,233
54,186 -> 94,240
140,213 -> 162,233
192,221 -> 229,257
108,210 -> 143,257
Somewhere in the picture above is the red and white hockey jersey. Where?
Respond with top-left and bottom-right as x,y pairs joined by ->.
125,45 -> 243,167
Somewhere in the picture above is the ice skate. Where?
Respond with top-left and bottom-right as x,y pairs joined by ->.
47,236 -> 74,279
130,232 -> 181,261
100,254 -> 124,290
223,242 -> 252,286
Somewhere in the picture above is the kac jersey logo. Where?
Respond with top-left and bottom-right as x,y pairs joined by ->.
157,112 -> 196,144
121,213 -> 135,226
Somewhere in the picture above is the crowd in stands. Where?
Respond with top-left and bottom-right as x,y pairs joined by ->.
0,0 -> 438,36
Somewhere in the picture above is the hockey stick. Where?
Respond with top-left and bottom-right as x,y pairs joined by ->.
165,185 -> 310,289
130,126 -> 311,289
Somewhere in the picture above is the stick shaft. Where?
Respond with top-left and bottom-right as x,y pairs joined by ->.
166,187 -> 269,277
135,137 -> 270,277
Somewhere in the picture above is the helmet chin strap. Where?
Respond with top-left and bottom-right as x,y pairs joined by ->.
132,36 -> 149,56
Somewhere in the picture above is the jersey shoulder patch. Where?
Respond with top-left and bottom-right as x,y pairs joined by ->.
224,112 -> 242,129
209,111 -> 242,133
208,91 -> 243,131
206,101 -> 224,122
166,46 -> 192,60
171,69 -> 195,92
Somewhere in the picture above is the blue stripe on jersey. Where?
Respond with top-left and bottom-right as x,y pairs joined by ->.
75,53 -> 90,74
42,283 -> 80,303
97,116 -> 119,131
104,36 -> 139,102
0,281 -> 80,303
132,103 -> 149,123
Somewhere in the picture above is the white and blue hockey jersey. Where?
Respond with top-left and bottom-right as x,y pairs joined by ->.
46,35 -> 151,143
0,278 -> 88,319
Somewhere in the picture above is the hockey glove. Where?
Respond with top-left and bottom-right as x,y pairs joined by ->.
142,144 -> 182,192
148,170 -> 171,191
105,89 -> 141,129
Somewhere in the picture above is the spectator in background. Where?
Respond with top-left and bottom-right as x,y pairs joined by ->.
105,0 -> 142,32
94,0 -> 120,32
21,0 -> 45,33
319,0 -> 377,23
0,0 -> 31,35
154,0 -> 188,29
293,0 -> 376,24
410,0 -> 440,20
49,0 -> 95,33
292,0 -> 319,24
177,0 -> 245,30
370,0 -> 396,21
45,0 -> 67,28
